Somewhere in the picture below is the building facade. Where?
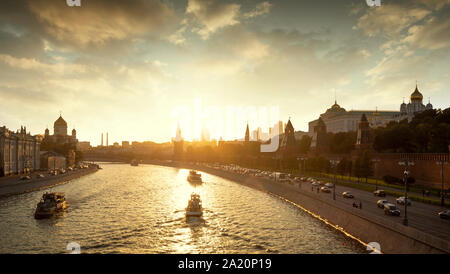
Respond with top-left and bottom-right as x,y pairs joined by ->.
308,84 -> 432,134
0,126 -> 41,176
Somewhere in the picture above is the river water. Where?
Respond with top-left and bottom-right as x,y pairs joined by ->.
0,163 -> 366,254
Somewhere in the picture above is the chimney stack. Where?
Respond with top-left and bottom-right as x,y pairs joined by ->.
101,133 -> 103,146
106,132 -> 109,147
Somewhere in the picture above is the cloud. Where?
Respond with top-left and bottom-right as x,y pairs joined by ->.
28,0 -> 177,47
354,4 -> 431,39
0,54 -> 91,75
416,0 -> 450,10
403,17 -> 450,50
243,1 -> 272,18
186,0 -> 241,39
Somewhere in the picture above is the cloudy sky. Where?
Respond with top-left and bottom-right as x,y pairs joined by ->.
0,0 -> 449,145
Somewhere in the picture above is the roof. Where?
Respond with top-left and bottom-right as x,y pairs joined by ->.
54,115 -> 67,127
410,85 -> 423,100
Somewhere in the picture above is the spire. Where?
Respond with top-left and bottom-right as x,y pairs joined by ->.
245,122 -> 250,142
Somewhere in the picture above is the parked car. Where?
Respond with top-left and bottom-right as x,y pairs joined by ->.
342,191 -> 354,198
384,203 -> 401,216
374,190 -> 386,197
377,199 -> 389,209
19,175 -> 31,180
438,210 -> 450,220
325,183 -> 334,188
311,182 -> 321,187
396,197 -> 412,206
37,174 -> 44,178
320,186 -> 331,193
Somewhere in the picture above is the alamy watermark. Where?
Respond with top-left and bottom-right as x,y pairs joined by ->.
66,0 -> 81,7
366,0 -> 381,7
66,242 -> 81,254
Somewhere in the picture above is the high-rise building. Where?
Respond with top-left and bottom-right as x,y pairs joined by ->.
173,122 -> 184,159
245,123 -> 250,142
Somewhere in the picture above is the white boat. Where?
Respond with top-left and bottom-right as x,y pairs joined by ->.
187,170 -> 202,184
186,193 -> 203,217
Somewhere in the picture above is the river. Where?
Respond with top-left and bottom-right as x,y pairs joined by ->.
0,163 -> 366,253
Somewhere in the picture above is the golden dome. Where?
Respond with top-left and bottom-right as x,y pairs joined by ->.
331,100 -> 340,109
410,84 -> 423,101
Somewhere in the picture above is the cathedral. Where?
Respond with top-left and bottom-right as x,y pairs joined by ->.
397,84 -> 433,122
44,115 -> 78,145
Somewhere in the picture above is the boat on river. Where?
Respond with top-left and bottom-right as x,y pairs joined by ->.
34,192 -> 68,219
131,159 -> 139,166
187,170 -> 202,184
186,193 -> 203,217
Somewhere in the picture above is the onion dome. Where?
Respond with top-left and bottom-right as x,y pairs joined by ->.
410,84 -> 423,101
54,115 -> 67,127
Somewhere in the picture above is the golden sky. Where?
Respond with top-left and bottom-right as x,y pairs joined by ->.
0,0 -> 449,145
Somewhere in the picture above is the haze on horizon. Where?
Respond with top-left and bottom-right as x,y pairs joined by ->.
0,0 -> 449,146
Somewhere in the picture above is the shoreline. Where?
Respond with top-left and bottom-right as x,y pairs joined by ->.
143,160 -> 449,254
0,166 -> 99,198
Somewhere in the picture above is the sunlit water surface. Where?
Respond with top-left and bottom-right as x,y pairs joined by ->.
0,164 -> 366,253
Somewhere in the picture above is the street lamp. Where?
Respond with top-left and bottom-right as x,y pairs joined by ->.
398,159 -> 415,226
330,159 -> 339,201
297,157 -> 307,175
372,158 -> 380,191
436,159 -> 449,207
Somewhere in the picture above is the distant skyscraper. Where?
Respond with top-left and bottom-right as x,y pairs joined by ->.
173,122 -> 184,160
245,123 -> 250,142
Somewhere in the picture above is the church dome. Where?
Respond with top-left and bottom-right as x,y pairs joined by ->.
54,115 -> 67,127
331,100 -> 340,109
410,85 -> 423,101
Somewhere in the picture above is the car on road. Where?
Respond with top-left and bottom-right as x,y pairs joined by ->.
324,183 -> 334,188
374,190 -> 386,197
377,199 -> 389,209
396,197 -> 412,206
311,182 -> 321,187
37,174 -> 44,178
320,186 -> 331,193
384,203 -> 401,216
19,175 -> 31,180
342,191 -> 354,198
438,210 -> 450,220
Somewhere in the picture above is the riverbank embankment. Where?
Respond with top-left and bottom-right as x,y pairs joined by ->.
0,165 -> 99,198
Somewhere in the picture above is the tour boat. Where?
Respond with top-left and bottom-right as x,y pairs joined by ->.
187,170 -> 202,184
186,193 -> 203,217
34,192 -> 68,219
130,159 -> 139,166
